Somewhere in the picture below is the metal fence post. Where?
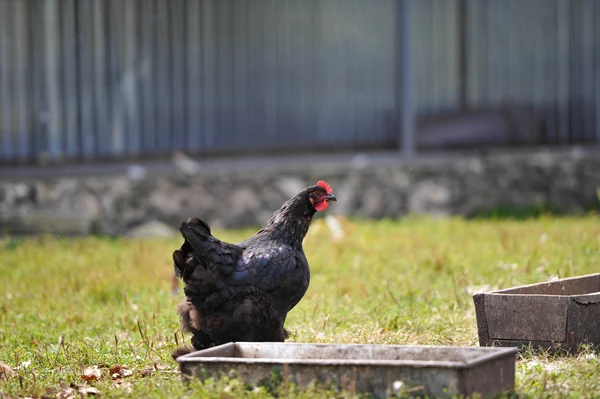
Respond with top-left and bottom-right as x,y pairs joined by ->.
399,0 -> 415,157
45,0 -> 61,159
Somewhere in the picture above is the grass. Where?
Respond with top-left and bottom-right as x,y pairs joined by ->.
0,216 -> 599,398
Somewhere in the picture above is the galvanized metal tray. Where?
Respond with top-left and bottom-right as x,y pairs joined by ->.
176,342 -> 518,398
473,272 -> 600,353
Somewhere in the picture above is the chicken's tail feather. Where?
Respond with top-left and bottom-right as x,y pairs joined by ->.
173,217 -> 213,278
179,219 -> 213,256
173,249 -> 187,278
182,216 -> 212,236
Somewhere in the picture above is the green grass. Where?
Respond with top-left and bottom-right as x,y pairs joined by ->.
0,216 -> 599,398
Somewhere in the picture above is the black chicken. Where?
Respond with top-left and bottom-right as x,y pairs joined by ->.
171,180 -> 336,358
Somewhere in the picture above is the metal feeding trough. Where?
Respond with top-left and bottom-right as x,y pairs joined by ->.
176,342 -> 518,398
473,273 -> 600,353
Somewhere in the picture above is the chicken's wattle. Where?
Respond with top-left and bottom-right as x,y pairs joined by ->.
314,200 -> 329,211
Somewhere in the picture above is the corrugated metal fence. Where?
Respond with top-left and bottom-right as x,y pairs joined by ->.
412,0 -> 600,145
0,0 -> 598,163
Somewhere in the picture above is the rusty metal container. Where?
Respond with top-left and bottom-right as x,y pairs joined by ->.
473,273 -> 600,353
176,342 -> 518,398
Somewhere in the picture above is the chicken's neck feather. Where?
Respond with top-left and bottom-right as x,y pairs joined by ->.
256,194 -> 316,249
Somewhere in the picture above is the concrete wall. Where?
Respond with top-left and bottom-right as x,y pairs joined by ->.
0,148 -> 598,237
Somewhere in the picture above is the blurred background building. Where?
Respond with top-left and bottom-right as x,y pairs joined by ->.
0,0 -> 598,166
0,0 -> 598,236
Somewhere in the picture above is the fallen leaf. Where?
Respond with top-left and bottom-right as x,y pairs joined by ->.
109,365 -> 132,379
80,366 -> 101,382
153,362 -> 167,371
43,386 -> 59,398
111,381 -> 133,393
56,387 -> 75,399
139,368 -> 153,378
0,362 -> 15,380
78,387 -> 100,396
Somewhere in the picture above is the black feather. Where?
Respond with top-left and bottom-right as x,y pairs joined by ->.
171,184 -> 334,357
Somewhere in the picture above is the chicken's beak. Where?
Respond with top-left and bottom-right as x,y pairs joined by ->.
325,194 -> 337,202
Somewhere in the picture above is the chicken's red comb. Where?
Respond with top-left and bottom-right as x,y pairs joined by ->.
317,180 -> 333,194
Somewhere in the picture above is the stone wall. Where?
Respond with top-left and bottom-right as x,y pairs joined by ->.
1,148 -> 598,236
